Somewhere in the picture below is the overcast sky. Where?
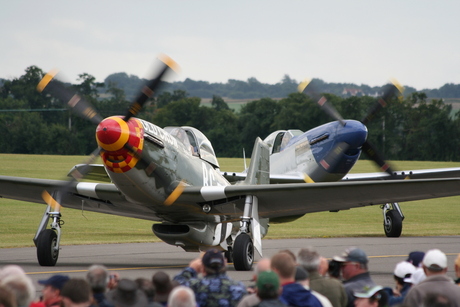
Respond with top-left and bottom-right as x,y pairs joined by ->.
1,1 -> 459,90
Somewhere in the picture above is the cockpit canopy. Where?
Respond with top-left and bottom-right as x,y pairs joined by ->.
263,129 -> 304,154
165,126 -> 220,168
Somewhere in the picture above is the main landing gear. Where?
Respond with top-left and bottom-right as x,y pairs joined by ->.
33,204 -> 63,266
228,195 -> 261,271
382,203 -> 404,237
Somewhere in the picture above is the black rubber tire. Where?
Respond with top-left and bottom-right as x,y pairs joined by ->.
233,233 -> 254,271
384,210 -> 403,237
37,229 -> 59,266
224,247 -> 233,263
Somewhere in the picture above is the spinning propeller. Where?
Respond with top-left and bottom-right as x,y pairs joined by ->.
298,78 -> 404,176
37,55 -> 181,209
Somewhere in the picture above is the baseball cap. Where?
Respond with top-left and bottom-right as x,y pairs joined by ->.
354,285 -> 384,298
407,251 -> 425,267
394,261 -> 416,279
403,267 -> 426,285
256,271 -> 279,297
333,247 -> 368,264
38,275 -> 70,290
423,249 -> 447,271
202,249 -> 225,270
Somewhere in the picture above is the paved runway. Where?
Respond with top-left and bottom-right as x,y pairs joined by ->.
1,236 -> 459,298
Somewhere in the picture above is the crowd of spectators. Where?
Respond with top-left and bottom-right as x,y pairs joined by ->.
1,247 -> 460,307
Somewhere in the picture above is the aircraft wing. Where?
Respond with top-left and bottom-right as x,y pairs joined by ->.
177,177 -> 460,219
2,175 -> 460,223
223,168 -> 460,184
342,167 -> 460,181
0,175 -> 165,221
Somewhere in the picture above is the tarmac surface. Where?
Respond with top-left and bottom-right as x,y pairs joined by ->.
1,236 -> 459,299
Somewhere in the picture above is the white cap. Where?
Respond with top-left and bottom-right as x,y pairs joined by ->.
423,249 -> 447,271
394,261 -> 416,279
404,267 -> 426,284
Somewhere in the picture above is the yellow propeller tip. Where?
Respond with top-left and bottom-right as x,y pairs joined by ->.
163,181 -> 186,206
36,69 -> 59,93
158,54 -> 181,74
303,173 -> 315,183
298,78 -> 312,93
390,78 -> 405,94
41,190 -> 61,211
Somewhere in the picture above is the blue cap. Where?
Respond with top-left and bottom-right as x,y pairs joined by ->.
38,275 -> 70,290
202,249 -> 224,270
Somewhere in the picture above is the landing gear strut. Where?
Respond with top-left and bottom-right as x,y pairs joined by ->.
382,203 -> 404,237
232,195 -> 260,271
34,204 -> 63,266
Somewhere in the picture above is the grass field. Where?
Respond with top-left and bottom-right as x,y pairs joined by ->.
0,154 -> 460,248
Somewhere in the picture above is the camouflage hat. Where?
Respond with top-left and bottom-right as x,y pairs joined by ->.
202,249 -> 225,270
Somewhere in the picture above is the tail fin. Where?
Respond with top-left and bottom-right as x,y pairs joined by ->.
244,137 -> 270,185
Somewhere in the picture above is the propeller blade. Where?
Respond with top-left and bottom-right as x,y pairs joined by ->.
362,140 -> 394,176
42,190 -> 62,211
318,142 -> 350,171
123,54 -> 179,122
68,147 -> 102,180
316,96 -> 346,126
164,181 -> 186,206
37,70 -> 103,125
361,80 -> 403,126
298,78 -> 345,126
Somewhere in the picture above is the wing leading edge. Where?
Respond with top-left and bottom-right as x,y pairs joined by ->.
177,177 -> 460,219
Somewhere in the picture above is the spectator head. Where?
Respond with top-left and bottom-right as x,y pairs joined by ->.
107,279 -> 147,307
38,275 -> 70,291
152,271 -> 173,303
354,285 -> 388,307
256,271 -> 280,300
271,252 -> 296,281
393,261 -> 416,286
0,266 -> 25,281
202,249 -> 226,274
333,247 -> 369,281
61,278 -> 92,306
0,286 -> 16,307
167,286 -> 196,307
38,274 -> 70,302
297,247 -> 321,273
294,266 -> 309,285
0,274 -> 35,307
252,258 -> 271,281
318,257 -> 329,277
423,249 -> 447,275
134,278 -> 154,302
86,265 -> 109,294
407,251 -> 425,268
454,253 -> 460,278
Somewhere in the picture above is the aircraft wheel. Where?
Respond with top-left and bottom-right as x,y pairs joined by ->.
233,233 -> 254,271
224,247 -> 233,263
37,229 -> 59,266
384,210 -> 402,237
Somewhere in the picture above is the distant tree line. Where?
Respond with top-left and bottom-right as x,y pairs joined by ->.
1,66 -> 459,161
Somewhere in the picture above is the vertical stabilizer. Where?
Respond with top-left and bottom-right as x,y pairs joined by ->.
244,137 -> 270,185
